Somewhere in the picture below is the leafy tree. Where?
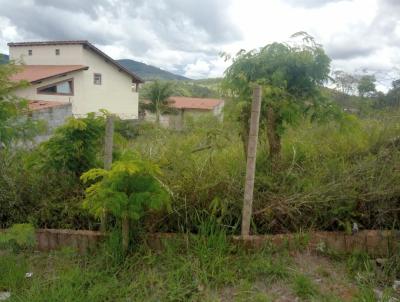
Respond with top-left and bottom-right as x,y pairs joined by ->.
81,156 -> 170,252
223,33 -> 331,165
141,80 -> 175,124
384,79 -> 400,108
0,61 -> 44,147
393,79 -> 400,89
332,70 -> 358,95
357,75 -> 376,98
36,113 -> 105,176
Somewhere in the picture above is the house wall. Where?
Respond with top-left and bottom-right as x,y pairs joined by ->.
212,101 -> 224,121
13,70 -> 85,114
30,103 -> 72,143
79,47 -> 138,119
144,110 -> 171,128
144,107 -> 223,129
9,44 -> 85,65
10,44 -> 139,119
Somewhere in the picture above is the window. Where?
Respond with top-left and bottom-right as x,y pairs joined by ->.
94,73 -> 102,85
28,49 -> 32,56
55,49 -> 60,55
37,79 -> 73,95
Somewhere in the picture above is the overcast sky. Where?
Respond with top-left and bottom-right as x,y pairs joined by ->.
0,0 -> 399,90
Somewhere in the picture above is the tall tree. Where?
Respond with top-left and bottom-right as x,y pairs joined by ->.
357,75 -> 376,98
142,80 -> 174,125
223,33 -> 331,167
332,70 -> 358,95
385,79 -> 400,107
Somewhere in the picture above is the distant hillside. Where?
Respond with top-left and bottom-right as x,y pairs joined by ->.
0,54 -> 189,81
117,59 -> 190,81
0,53 -> 9,64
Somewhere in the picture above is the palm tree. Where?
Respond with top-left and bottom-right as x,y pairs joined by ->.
142,81 -> 174,125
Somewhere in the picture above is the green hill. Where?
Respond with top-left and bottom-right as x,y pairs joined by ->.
117,59 -> 190,81
0,54 -> 189,81
0,53 -> 9,64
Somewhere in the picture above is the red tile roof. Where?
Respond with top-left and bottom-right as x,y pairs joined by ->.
167,96 -> 224,110
11,65 -> 88,83
28,100 -> 69,111
8,40 -> 144,83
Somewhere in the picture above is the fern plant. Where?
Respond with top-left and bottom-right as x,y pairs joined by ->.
81,156 -> 170,253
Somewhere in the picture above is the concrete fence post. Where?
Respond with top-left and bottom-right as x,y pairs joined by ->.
241,85 -> 262,237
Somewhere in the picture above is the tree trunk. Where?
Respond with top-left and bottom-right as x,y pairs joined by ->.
121,214 -> 130,253
155,110 -> 160,125
101,115 -> 114,232
241,85 -> 262,237
266,105 -> 281,168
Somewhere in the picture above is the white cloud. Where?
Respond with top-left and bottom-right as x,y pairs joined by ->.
184,59 -> 210,78
0,0 -> 399,87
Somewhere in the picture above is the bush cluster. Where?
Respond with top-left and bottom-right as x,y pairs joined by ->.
1,107 -> 399,234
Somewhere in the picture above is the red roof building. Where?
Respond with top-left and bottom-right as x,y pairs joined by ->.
167,96 -> 224,110
142,96 -> 225,128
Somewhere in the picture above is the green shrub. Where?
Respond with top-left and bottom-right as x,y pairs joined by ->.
291,274 -> 318,300
34,113 -> 105,176
0,149 -> 95,229
0,223 -> 36,251
81,154 -> 170,251
1,102 -> 400,234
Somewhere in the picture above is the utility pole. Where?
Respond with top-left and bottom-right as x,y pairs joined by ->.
241,85 -> 262,237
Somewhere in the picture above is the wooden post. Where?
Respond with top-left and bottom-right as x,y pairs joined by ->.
100,114 -> 114,232
241,85 -> 262,237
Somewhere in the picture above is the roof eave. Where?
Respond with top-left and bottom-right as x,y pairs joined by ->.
83,42 -> 144,84
29,66 -> 89,84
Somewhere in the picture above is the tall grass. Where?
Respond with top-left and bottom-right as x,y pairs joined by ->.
1,109 -> 399,233
127,110 -> 400,234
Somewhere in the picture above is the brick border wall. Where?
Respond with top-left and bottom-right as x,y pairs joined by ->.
2,229 -> 398,256
231,230 -> 400,257
35,229 -> 106,253
147,230 -> 400,257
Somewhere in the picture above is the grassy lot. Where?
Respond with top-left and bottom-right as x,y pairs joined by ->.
1,231 -> 398,302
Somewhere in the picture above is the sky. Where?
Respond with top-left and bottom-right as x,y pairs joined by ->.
0,0 -> 399,90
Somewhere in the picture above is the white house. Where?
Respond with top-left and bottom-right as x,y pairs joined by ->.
8,40 -> 143,119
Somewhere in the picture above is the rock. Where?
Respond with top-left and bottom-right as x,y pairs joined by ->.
393,280 -> 400,292
375,258 -> 388,266
374,288 -> 383,300
352,223 -> 359,234
0,292 -> 10,301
